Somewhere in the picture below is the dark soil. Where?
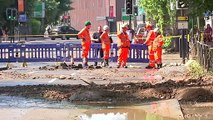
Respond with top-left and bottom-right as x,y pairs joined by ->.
0,78 -> 212,105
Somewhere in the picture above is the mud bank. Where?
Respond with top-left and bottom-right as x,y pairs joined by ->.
0,78 -> 212,104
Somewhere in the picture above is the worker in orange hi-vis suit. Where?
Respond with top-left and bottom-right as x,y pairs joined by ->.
144,27 -> 158,69
100,25 -> 111,67
145,23 -> 153,32
117,23 -> 131,68
77,21 -> 92,67
153,31 -> 164,69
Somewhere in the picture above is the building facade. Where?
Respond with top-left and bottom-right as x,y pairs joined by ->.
69,0 -> 125,32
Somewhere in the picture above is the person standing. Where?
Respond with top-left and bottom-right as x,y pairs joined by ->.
0,24 -> 3,43
92,26 -> 103,66
100,25 -> 111,67
117,23 -> 131,68
78,21 -> 92,67
126,25 -> 135,43
204,24 -> 212,42
153,31 -> 164,69
145,23 -> 153,32
144,27 -> 158,69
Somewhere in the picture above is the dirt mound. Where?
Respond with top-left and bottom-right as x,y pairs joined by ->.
39,63 -> 102,70
176,88 -> 213,102
0,79 -> 213,105
69,90 -> 103,101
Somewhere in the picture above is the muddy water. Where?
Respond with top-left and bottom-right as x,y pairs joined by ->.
0,95 -> 75,109
0,95 -> 183,120
80,108 -> 177,120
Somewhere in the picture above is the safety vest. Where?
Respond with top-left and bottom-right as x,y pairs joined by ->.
153,34 -> 164,51
78,27 -> 91,45
144,30 -> 156,46
145,24 -> 153,31
100,32 -> 111,49
117,32 -> 130,48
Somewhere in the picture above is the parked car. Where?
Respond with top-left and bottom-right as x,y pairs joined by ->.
49,26 -> 79,40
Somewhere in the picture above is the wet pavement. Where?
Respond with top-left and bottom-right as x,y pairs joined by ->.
0,62 -> 160,86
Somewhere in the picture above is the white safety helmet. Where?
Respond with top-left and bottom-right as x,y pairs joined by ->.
154,28 -> 159,33
121,23 -> 128,28
103,25 -> 109,31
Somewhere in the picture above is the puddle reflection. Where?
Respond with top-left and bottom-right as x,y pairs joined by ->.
80,108 -> 177,120
80,112 -> 127,120
0,95 -> 180,120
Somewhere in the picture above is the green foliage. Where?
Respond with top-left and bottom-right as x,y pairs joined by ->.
25,0 -> 35,18
29,19 -> 41,35
138,0 -> 176,33
0,0 -> 72,28
0,0 -> 15,23
163,37 -> 172,49
183,0 -> 213,17
45,0 -> 60,25
185,60 -> 204,79
44,0 -> 72,26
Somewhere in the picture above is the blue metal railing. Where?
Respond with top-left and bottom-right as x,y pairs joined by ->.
0,43 -> 149,63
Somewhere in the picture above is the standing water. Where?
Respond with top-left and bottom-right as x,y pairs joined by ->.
0,95 -> 183,120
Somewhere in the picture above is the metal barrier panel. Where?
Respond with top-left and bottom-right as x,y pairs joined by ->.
0,43 -> 149,63
18,43 -> 62,62
0,43 -> 17,62
129,44 -> 149,62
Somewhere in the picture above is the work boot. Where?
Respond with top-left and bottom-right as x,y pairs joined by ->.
117,64 -> 121,68
105,59 -> 109,67
100,58 -> 104,65
156,64 -> 160,69
83,62 -> 88,68
156,64 -> 163,69
159,63 -> 162,68
85,58 -> 89,66
145,65 -> 154,69
94,62 -> 98,66
82,58 -> 88,68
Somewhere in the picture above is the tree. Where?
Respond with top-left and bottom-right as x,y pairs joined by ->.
45,0 -> 73,25
183,0 -> 213,17
138,0 -> 176,34
45,0 -> 60,25
139,0 -> 213,32
182,0 -> 213,30
0,0 -> 16,23
0,0 -> 72,25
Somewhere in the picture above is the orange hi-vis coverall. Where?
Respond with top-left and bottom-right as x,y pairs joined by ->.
117,32 -> 130,67
153,35 -> 164,64
145,24 -> 153,31
144,30 -> 156,67
78,27 -> 91,59
100,32 -> 111,60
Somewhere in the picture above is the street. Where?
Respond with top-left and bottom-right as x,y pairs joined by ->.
0,0 -> 213,119
1,35 -> 118,44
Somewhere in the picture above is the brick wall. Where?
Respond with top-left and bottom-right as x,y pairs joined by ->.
69,0 -> 108,32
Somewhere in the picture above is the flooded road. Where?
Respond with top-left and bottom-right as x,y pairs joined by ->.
1,61 -> 213,120
0,95 -> 183,120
